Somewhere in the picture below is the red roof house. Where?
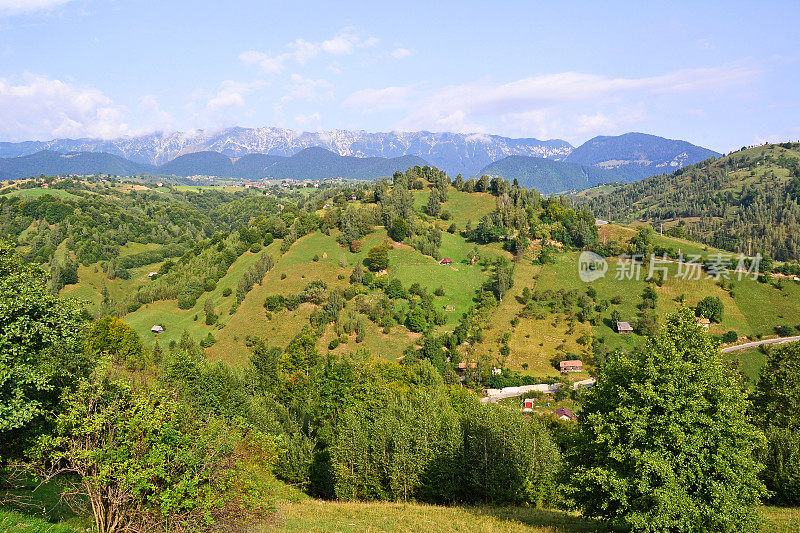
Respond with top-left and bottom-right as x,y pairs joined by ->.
559,360 -> 583,373
554,407 -> 577,421
440,257 -> 452,265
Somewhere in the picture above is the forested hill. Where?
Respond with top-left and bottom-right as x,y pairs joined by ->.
580,142 -> 800,260
476,155 -> 613,194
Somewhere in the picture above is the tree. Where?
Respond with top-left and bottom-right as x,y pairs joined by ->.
390,217 -> 409,242
492,258 -> 515,302
695,295 -> 724,323
567,308 -> 766,532
31,376 -> 276,533
425,189 -> 441,217
0,241 -> 90,461
752,341 -> 800,504
86,316 -> 146,370
364,244 -> 390,272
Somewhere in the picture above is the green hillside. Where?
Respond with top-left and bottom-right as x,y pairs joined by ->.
580,142 -> 800,260
476,155 -> 611,194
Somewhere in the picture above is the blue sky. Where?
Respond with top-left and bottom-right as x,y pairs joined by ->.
0,0 -> 798,151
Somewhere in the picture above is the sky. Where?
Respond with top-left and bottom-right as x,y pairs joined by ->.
0,0 -> 798,152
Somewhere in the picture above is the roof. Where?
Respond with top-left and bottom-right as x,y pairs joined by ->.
559,359 -> 583,368
616,321 -> 633,331
440,257 -> 452,263
696,317 -> 710,324
151,325 -> 164,332
554,407 -> 577,421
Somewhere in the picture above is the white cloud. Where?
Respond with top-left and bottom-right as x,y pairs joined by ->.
288,38 -> 319,64
138,94 -> 173,131
391,47 -> 411,59
239,50 -> 284,74
0,0 -> 73,15
240,27 -> 379,73
344,84 -> 418,112
206,80 -> 261,113
295,112 -> 322,130
284,74 -> 333,102
0,73 -> 129,140
357,63 -> 761,139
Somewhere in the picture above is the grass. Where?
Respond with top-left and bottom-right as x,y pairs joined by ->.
4,188 -> 77,199
726,347 -> 768,387
262,499 -> 598,533
413,187 -> 496,231
0,510 -> 79,533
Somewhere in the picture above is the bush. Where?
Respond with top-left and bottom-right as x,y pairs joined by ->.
264,294 -> 286,312
364,244 -> 390,272
32,377 -> 278,533
222,287 -> 232,297
695,296 -> 724,323
722,330 -> 738,343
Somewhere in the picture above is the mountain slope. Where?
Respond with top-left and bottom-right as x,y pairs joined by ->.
477,156 -> 614,194
159,151 -> 235,177
565,132 -> 719,180
232,153 -> 287,179
0,148 -> 428,181
0,151 -> 153,180
264,147 -> 428,180
580,142 -> 800,260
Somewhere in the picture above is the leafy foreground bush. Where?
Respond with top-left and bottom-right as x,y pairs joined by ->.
30,376 -> 278,533
567,307 -> 766,532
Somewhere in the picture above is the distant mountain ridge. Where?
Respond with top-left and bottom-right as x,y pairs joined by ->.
477,132 -> 720,193
0,127 -> 573,175
0,147 -> 429,181
564,132 -> 719,180
0,129 -> 720,189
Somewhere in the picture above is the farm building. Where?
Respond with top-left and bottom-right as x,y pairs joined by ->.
616,321 -> 634,334
440,257 -> 452,265
151,325 -> 164,334
696,317 -> 710,328
559,360 -> 583,373
523,398 -> 535,411
554,407 -> 577,421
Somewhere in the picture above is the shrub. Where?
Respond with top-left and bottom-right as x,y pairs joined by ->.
264,294 -> 286,312
695,296 -> 724,323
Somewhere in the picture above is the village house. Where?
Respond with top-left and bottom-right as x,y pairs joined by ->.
616,321 -> 634,334
696,317 -> 710,328
151,325 -> 164,334
440,257 -> 452,265
554,407 -> 577,421
559,360 -> 583,373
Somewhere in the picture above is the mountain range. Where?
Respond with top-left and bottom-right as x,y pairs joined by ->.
0,129 -> 720,191
0,127 -> 572,176
0,148 -> 428,182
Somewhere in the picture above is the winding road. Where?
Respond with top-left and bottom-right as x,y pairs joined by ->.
721,336 -> 800,353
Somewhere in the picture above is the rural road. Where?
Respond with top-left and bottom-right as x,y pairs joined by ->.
721,336 -> 800,353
